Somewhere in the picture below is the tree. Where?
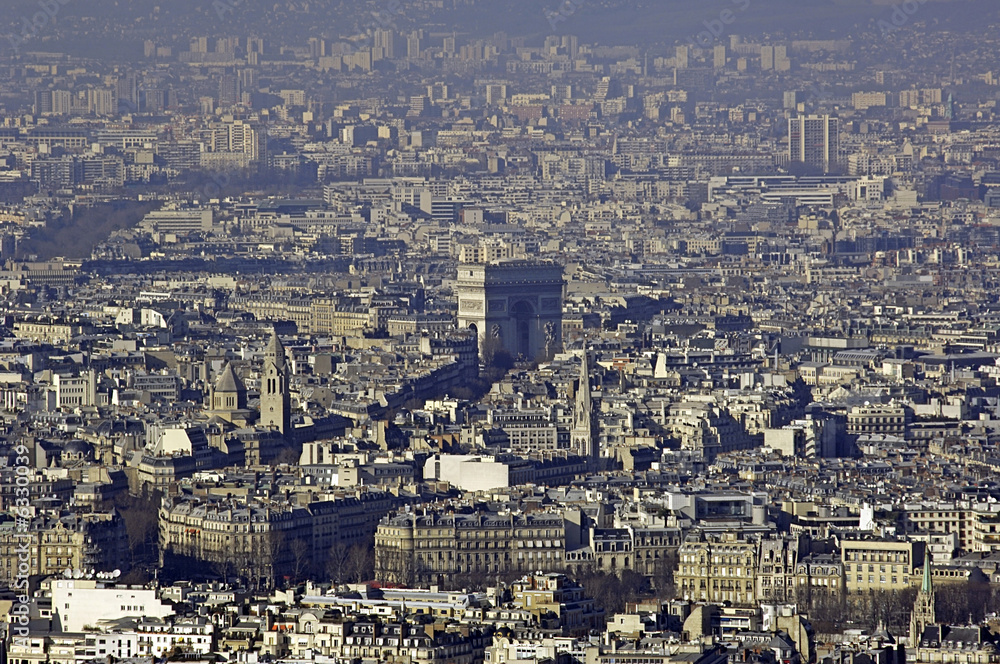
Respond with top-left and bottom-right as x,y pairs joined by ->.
799,586 -> 846,634
481,334 -> 514,381
115,488 -> 162,568
289,538 -> 312,581
228,529 -> 281,590
937,581 -> 993,625
273,446 -> 301,467
847,588 -> 915,633
651,550 -> 678,599
577,570 -> 647,616
211,556 -> 236,584
347,541 -> 375,584
260,530 -> 283,589
326,542 -> 351,585
452,568 -> 494,592
229,534 -> 253,585
619,570 -> 649,607
374,546 -> 410,586
17,200 -> 158,260
119,567 -> 151,585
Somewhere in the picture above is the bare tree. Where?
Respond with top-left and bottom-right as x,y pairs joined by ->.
576,570 -> 646,616
375,546 -> 410,586
847,588 -> 915,633
234,530 -> 281,590
262,529 -> 283,588
289,538 -> 311,582
273,446 -> 301,467
481,334 -> 514,381
937,581 -> 992,624
326,542 -> 350,584
347,542 -> 375,584
115,489 -> 161,568
453,567 -> 493,592
651,550 -> 678,599
799,586 -> 846,635
231,535 -> 255,585
211,556 -> 236,584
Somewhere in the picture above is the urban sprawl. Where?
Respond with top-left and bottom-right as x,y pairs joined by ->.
0,4 -> 1000,664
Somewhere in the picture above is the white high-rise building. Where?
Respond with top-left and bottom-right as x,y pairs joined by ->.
675,45 -> 689,69
788,114 -> 840,173
761,45 -> 775,70
713,44 -> 727,69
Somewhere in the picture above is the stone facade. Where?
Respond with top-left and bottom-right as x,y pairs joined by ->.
456,261 -> 564,361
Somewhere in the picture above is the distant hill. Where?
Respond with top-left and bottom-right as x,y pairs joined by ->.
442,0 -> 1000,44
1,0 -> 994,58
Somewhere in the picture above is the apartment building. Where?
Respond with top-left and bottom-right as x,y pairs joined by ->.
160,491 -> 399,584
375,511 -> 574,586
509,573 -> 605,636
840,537 -> 925,594
756,536 -> 808,603
664,403 -> 760,461
793,554 -> 844,601
896,500 -> 1000,554
676,531 -> 758,606
0,511 -> 129,586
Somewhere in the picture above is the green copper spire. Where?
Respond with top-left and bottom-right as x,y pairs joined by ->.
921,553 -> 932,594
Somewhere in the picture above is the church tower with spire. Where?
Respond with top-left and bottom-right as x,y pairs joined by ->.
260,330 -> 290,435
910,553 -> 936,646
571,351 -> 596,463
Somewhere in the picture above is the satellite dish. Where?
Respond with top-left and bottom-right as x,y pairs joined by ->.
113,569 -> 121,578
63,569 -> 72,578
72,569 -> 83,579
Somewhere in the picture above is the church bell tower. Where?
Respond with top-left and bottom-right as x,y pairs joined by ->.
260,329 -> 290,435
910,553 -> 936,646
